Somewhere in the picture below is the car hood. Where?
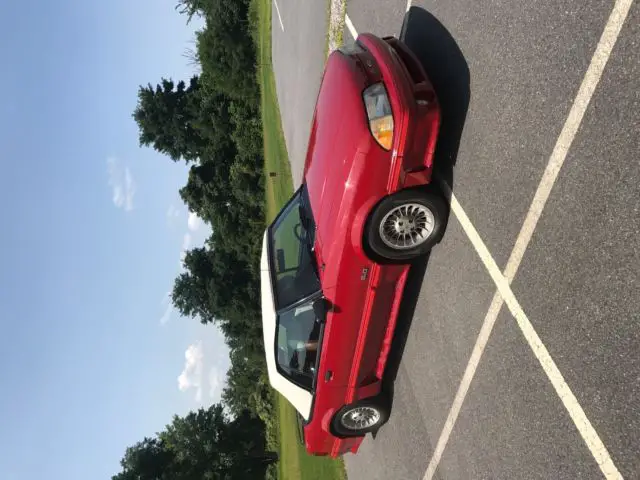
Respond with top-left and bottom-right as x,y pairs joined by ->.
304,52 -> 372,259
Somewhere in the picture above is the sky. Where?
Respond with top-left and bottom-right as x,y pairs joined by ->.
0,1 -> 230,478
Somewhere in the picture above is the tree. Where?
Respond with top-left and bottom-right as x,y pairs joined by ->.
112,437 -> 175,480
132,77 -> 206,162
195,0 -> 258,100
112,404 -> 276,480
172,246 -> 260,326
172,248 -> 216,323
175,0 -> 208,22
179,157 -> 236,222
228,99 -> 263,160
222,347 -> 270,418
130,0 -> 276,445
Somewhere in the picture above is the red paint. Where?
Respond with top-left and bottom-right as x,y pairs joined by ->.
292,34 -> 440,456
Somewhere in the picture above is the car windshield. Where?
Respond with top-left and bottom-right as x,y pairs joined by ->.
275,300 -> 322,390
268,186 -> 320,309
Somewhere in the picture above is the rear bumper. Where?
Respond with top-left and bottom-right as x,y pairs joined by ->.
357,34 -> 441,191
305,266 -> 411,458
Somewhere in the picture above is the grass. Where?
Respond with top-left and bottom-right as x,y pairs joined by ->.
254,0 -> 294,220
277,394 -> 347,480
254,0 -> 347,478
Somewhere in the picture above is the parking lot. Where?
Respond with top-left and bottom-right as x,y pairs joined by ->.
271,0 -> 639,478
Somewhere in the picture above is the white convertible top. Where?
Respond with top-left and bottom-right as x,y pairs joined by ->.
260,230 -> 313,419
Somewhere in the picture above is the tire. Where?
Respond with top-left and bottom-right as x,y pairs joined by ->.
332,398 -> 390,437
365,188 -> 447,263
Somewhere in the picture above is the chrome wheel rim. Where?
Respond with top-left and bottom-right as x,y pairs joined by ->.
340,406 -> 381,431
379,203 -> 435,250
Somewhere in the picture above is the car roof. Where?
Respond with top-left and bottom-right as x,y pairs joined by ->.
260,230 -> 313,419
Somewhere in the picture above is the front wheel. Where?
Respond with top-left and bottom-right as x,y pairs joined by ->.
364,188 -> 447,263
332,398 -> 390,437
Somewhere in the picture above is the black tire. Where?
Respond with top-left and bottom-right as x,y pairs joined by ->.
332,398 -> 390,437
364,188 -> 447,263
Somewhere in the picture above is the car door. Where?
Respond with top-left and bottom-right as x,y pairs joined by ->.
317,261 -> 408,391
315,252 -> 373,392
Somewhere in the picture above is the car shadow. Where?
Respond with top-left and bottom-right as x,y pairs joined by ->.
401,6 -> 471,194
373,7 -> 470,438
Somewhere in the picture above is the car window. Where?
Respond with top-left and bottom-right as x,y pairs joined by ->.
276,301 -> 321,390
269,188 -> 320,308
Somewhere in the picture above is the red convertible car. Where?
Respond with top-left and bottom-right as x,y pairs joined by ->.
261,33 -> 445,456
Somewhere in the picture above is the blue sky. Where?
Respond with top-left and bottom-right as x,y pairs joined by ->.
0,1 -> 229,478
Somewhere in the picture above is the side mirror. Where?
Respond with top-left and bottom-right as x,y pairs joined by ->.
312,298 -> 331,322
276,248 -> 286,272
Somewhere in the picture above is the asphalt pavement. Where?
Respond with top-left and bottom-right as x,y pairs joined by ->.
271,0 -> 640,478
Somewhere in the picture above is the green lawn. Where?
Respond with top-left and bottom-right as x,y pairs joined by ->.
254,0 -> 347,478
277,394 -> 347,480
255,0 -> 293,220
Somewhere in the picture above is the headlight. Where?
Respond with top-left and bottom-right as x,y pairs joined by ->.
363,83 -> 394,150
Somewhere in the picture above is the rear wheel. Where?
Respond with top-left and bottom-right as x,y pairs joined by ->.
332,398 -> 390,437
365,188 -> 447,263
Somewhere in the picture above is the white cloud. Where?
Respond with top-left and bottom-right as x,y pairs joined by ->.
107,157 -> 136,212
177,342 -> 227,404
160,303 -> 173,325
208,367 -> 222,400
178,342 -> 204,402
182,233 -> 192,251
187,211 -> 204,232
167,204 -> 181,225
160,291 -> 173,324
161,290 -> 171,307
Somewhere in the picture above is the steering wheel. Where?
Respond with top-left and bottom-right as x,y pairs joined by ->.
293,223 -> 304,242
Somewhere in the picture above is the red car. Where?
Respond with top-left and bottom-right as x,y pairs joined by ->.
261,33 -> 446,456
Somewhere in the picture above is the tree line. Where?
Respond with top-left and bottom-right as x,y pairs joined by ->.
113,0 -> 277,478
112,406 -> 277,480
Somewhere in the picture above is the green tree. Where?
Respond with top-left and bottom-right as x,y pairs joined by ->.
112,437 -> 175,480
113,404 -> 276,479
172,246 -> 260,326
195,0 -> 257,100
222,347 -> 270,418
131,0 -> 275,441
132,77 -> 206,162
175,0 -> 208,22
172,247 -> 217,323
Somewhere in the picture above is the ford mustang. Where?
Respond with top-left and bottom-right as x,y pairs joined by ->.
261,33 -> 446,456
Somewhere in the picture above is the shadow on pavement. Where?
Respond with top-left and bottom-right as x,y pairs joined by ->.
401,6 -> 471,192
374,7 -> 470,437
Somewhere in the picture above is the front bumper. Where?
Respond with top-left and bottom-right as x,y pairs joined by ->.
357,34 -> 441,192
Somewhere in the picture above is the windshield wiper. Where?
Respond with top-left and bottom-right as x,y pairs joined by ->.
298,191 -> 316,247
298,196 -> 312,228
298,213 -> 319,278
296,187 -> 320,279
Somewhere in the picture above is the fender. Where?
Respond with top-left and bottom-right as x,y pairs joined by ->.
350,195 -> 384,254
321,407 -> 338,433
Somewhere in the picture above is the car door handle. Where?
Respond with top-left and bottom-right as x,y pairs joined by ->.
324,371 -> 333,382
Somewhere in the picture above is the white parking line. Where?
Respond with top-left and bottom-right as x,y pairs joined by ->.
423,286 -> 504,479
425,191 -> 624,480
423,0 -> 633,477
503,0 -> 633,282
406,0 -> 413,12
345,13 -> 358,40
273,0 -> 285,31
